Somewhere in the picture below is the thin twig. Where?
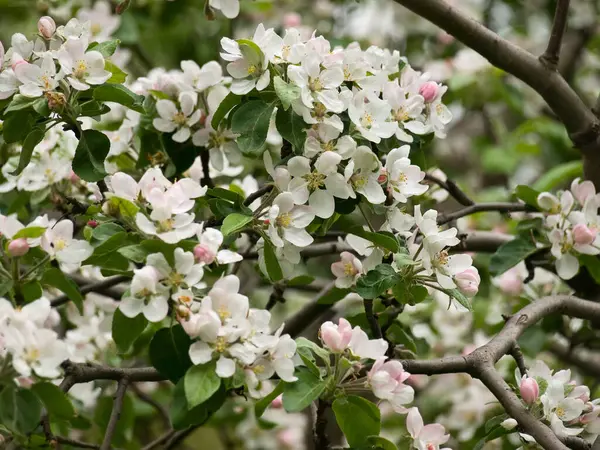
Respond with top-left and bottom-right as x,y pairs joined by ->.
283,281 -> 336,337
437,202 -> 532,225
131,384 -> 171,430
55,436 -> 100,449
243,184 -> 273,207
100,378 -> 130,450
200,151 -> 214,188
51,275 -> 130,307
540,0 -> 572,69
363,299 -> 382,339
424,173 -> 475,206
510,342 -> 528,376
265,283 -> 286,310
140,429 -> 176,450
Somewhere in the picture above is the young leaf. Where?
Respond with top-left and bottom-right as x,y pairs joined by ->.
118,244 -> 148,263
4,94 -> 38,113
580,255 -> 600,283
221,213 -> 253,237
489,236 -> 539,276
13,127 -> 45,175
231,100 -> 275,156
273,76 -> 301,110
93,84 -> 145,114
514,185 -> 540,209
0,386 -> 42,434
21,281 -> 43,302
332,395 -> 381,447
356,264 -> 399,299
73,129 -> 110,182
184,363 -> 221,409
255,382 -> 284,418
282,368 -> 328,412
276,107 -> 306,152
112,308 -> 148,353
211,92 -> 242,129
92,223 -> 126,241
31,382 -> 75,419
105,61 -> 128,84
448,288 -> 473,311
533,160 -> 583,192
88,39 -> 121,57
149,325 -> 193,383
12,226 -> 46,239
41,268 -> 84,313
263,239 -> 283,282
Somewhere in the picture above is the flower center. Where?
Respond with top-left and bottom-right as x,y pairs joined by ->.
361,113 -> 373,129
214,336 -> 228,353
248,64 -> 258,75
217,305 -> 231,321
25,347 -> 40,363
253,364 -> 265,374
40,75 -> 52,90
352,174 -> 367,189
309,77 -> 324,91
303,171 -> 326,191
313,103 -> 327,118
73,60 -> 87,79
173,112 -> 187,126
158,218 -> 175,232
54,238 -> 67,251
556,406 -> 566,419
395,107 -> 410,122
435,250 -> 449,268
343,262 -> 357,276
276,213 -> 292,228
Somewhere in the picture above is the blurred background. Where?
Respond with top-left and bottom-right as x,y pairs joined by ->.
1,0 -> 600,448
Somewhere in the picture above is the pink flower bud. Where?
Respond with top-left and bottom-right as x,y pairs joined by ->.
377,168 -> 387,184
38,16 -> 56,39
283,13 -> 302,28
320,318 -> 353,352
17,377 -> 33,388
520,376 -> 539,405
454,267 -> 480,297
70,171 -> 80,184
193,244 -> 216,264
419,81 -> 439,103
7,238 -> 29,257
573,223 -> 596,246
87,219 -> 98,228
271,394 -> 283,408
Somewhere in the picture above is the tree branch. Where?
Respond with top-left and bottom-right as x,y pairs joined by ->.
60,361 -> 165,390
200,150 -> 214,189
100,378 -> 130,450
540,0 -> 571,69
243,184 -> 273,207
424,173 -> 475,206
51,275 -> 130,307
363,299 -> 382,339
437,202 -> 532,225
392,0 -> 600,188
313,400 -> 330,450
283,281 -> 337,337
55,436 -> 100,449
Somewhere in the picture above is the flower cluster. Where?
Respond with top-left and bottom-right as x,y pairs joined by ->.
538,178 -> 600,280
510,360 -> 600,443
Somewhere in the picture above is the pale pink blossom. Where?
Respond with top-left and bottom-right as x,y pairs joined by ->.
454,267 -> 480,297
520,376 -> 540,405
320,318 -> 353,352
7,238 -> 29,257
572,223 -> 596,246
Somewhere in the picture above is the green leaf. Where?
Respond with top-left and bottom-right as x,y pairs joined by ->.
105,60 -> 128,84
41,268 -> 84,313
356,264 -> 399,299
221,213 -> 253,237
118,244 -> 148,263
112,308 -> 148,353
274,76 -> 301,110
317,286 -> 351,305
485,414 -> 509,433
12,226 -> 46,239
489,236 -> 538,276
5,94 -> 37,113
341,225 -> 399,253
3,110 -> 35,143
149,325 -> 193,383
533,160 -> 583,192
73,129 -> 110,182
92,223 -> 126,241
473,426 -> 512,450
13,127 -> 45,175
88,39 -> 120,57
386,323 -> 417,354
263,239 -> 283,282
237,39 -> 264,66
448,288 -> 473,311
170,378 -> 226,430
255,382 -> 284,418
211,92 -> 242,129
231,100 -> 275,156
31,382 -> 75,420
275,107 -> 306,152
108,197 -> 139,219
33,97 -> 50,116
287,275 -> 315,286
361,436 -> 398,450
580,255 -> 600,283
21,281 -> 43,302
515,185 -> 540,209
332,395 -> 381,447
93,84 -> 145,114
282,368 -> 328,412
0,386 -> 42,434
184,363 -> 222,409
207,187 -> 245,204
295,337 -> 330,365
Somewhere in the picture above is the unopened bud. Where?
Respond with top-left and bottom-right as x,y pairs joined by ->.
38,16 -> 56,39
45,91 -> 66,110
455,267 -> 480,297
70,171 -> 80,184
501,418 -> 518,430
419,81 -> 439,103
573,223 -> 596,246
194,244 -> 216,264
271,394 -> 283,408
8,238 -> 29,257
283,13 -> 301,28
377,168 -> 388,184
87,220 -> 98,228
520,376 -> 539,405
116,0 -> 131,14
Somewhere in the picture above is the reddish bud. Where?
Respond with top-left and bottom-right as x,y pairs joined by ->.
193,244 -> 216,264
87,220 -> 98,228
8,238 -> 29,257
37,16 -> 56,39
419,81 -> 439,103
573,223 -> 596,246
520,376 -> 539,405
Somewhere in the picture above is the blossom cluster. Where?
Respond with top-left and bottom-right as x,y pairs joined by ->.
508,360 -> 600,444
538,178 -> 600,280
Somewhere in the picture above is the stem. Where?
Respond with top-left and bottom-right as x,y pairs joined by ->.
313,400 -> 330,450
100,379 -> 129,450
21,255 -> 50,281
357,202 -> 375,232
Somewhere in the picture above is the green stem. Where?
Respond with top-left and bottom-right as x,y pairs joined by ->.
358,202 -> 375,232
21,256 -> 50,281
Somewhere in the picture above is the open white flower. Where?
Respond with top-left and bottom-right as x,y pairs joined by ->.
406,407 -> 450,450
195,225 -> 243,265
348,91 -> 396,143
288,54 -> 345,112
5,327 -> 68,379
209,0 -> 240,19
303,124 -> 356,159
331,251 -> 362,288
57,37 -> 111,91
119,266 -> 170,322
41,220 -> 93,272
153,93 -> 202,143
266,192 -> 314,248
14,55 -> 60,98
384,146 -> 428,203
368,359 -> 415,412
344,146 -> 386,204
